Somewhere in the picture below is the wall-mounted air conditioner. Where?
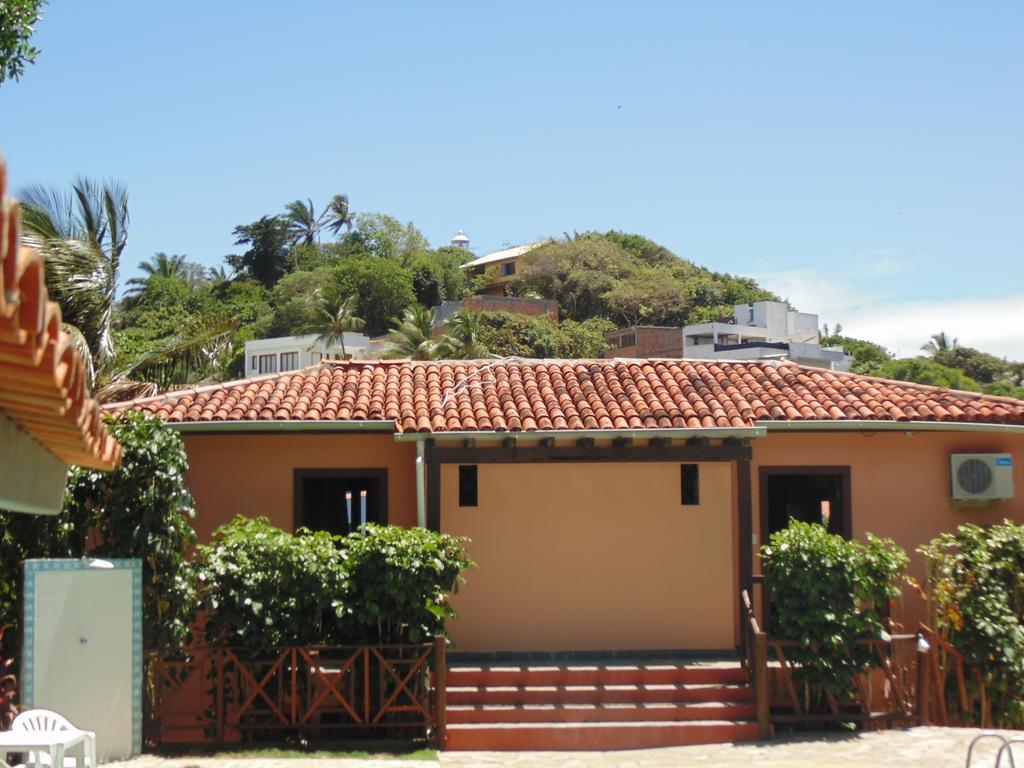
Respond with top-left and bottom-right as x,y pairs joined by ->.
950,454 -> 1015,501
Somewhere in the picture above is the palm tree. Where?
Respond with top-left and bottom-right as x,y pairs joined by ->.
922,332 -> 958,356
324,194 -> 354,237
383,305 -> 440,360
306,292 -> 365,359
284,194 -> 355,248
125,252 -> 188,296
20,177 -> 237,401
284,199 -> 321,247
20,177 -> 129,375
441,311 -> 491,358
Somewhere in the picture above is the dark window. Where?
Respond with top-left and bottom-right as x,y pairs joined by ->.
764,471 -> 848,538
294,469 -> 388,537
258,353 -> 277,374
681,464 -> 700,505
280,351 -> 299,371
500,262 -> 516,276
459,465 -> 478,507
619,333 -> 636,348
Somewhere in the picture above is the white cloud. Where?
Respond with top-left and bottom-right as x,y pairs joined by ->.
753,267 -> 1024,361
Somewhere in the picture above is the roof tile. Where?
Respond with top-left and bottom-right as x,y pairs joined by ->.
109,358 -> 1024,433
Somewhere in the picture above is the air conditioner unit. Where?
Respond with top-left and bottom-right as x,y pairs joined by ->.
950,454 -> 1015,501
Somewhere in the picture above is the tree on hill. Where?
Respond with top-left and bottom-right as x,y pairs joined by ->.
921,331 -> 957,355
305,292 -> 365,359
228,215 -> 292,287
284,194 -> 354,247
441,311 -> 491,359
382,305 -> 439,360
820,332 -> 893,373
868,357 -> 980,391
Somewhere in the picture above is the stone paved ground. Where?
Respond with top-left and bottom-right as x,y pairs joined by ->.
108,727 -> 1024,768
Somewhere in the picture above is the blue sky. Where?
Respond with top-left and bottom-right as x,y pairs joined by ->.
2,1 -> 1022,358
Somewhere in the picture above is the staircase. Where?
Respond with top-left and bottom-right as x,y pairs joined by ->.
445,659 -> 761,751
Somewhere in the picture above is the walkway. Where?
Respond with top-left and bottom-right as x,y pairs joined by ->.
112,727 -> 1024,768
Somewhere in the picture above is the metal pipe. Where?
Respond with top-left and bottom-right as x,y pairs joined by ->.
166,420 -> 395,433
394,426 -> 765,443
415,440 -> 426,528
758,420 -> 1024,435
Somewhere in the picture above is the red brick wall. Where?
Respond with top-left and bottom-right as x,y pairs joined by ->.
605,327 -> 682,358
460,296 -> 559,322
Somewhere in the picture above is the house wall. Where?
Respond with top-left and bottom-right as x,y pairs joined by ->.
751,430 -> 1024,628
180,433 -> 417,542
440,461 -> 736,652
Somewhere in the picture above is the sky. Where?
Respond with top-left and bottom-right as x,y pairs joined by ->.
1,1 -> 1022,359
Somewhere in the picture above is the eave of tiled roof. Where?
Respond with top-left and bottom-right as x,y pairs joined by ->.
0,160 -> 122,470
108,358 -> 1024,434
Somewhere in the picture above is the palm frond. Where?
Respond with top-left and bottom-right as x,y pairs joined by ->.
115,315 -> 240,391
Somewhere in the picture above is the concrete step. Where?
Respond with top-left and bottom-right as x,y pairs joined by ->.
447,682 -> 755,706
445,719 -> 762,751
448,700 -> 758,724
448,663 -> 748,688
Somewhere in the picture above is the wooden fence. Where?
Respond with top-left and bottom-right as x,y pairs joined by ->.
740,590 -> 930,737
147,638 -> 446,747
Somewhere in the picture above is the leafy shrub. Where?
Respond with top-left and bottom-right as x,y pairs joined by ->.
920,520 -> 1024,727
196,517 -> 349,648
761,521 -> 908,702
195,518 -> 474,649
341,524 -> 474,644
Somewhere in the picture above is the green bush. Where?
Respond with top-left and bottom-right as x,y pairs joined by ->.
761,521 -> 908,702
342,524 -> 475,644
920,520 -> 1024,727
196,517 -> 349,648
195,518 -> 473,649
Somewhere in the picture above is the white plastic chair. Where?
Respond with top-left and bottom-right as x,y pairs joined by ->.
9,709 -> 95,768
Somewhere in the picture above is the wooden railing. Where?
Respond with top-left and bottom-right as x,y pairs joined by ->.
917,624 -> 990,727
147,638 -> 446,748
741,590 -> 929,736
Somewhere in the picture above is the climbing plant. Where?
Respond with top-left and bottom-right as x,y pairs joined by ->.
761,521 -> 908,706
919,520 -> 1024,728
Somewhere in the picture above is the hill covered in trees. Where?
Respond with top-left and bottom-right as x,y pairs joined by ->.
19,177 -> 1023,401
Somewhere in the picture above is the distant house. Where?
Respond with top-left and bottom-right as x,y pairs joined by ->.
460,241 -> 547,295
606,301 -> 852,371
243,333 -> 373,375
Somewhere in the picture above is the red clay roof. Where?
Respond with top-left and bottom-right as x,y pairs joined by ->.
111,359 -> 1024,432
0,160 -> 121,470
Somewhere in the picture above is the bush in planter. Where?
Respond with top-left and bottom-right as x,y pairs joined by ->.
340,523 -> 475,644
919,520 -> 1024,727
761,521 -> 908,704
195,517 -> 349,648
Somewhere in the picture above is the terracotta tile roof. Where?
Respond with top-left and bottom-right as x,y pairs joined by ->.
111,358 -> 1024,433
0,159 -> 121,469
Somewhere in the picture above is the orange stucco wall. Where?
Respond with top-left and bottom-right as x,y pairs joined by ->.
180,433 -> 417,542
441,461 -> 736,652
751,430 -> 1024,628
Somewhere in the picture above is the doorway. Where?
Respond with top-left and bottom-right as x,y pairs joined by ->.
760,467 -> 852,541
293,469 -> 388,537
